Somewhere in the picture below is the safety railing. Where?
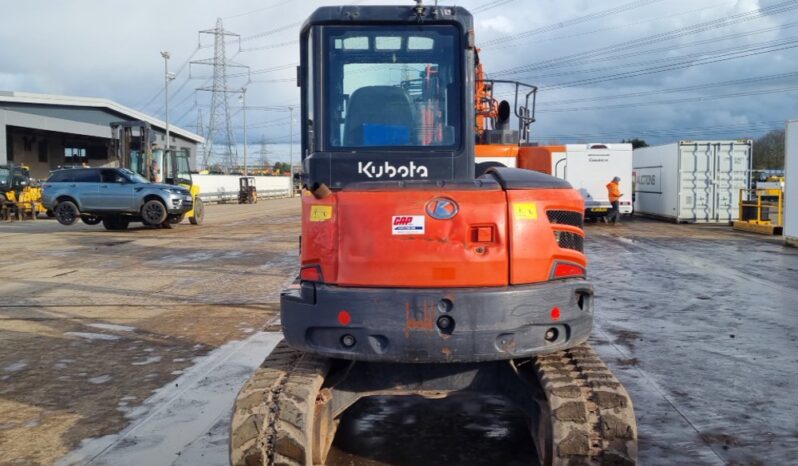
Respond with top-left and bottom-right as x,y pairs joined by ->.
201,188 -> 293,204
738,188 -> 783,226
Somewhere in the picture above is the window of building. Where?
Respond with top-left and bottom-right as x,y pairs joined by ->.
38,140 -> 48,162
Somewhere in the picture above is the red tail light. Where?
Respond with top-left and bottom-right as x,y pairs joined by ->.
552,262 -> 585,279
300,265 -> 322,282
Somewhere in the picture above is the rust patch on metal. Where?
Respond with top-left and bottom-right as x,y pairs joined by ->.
404,301 -> 436,338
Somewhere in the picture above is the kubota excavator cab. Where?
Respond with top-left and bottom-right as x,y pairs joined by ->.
231,4 -> 636,465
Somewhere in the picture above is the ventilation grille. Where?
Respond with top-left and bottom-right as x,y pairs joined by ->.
547,210 -> 584,228
554,231 -> 584,252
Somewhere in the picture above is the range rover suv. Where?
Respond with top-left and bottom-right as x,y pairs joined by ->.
42,167 -> 193,230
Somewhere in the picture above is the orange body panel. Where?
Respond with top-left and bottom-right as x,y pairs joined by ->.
517,145 -> 565,174
301,186 -> 587,289
475,144 -> 519,158
303,189 -> 509,288
506,188 -> 586,284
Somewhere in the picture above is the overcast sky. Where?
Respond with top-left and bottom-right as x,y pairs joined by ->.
1,0 -> 796,162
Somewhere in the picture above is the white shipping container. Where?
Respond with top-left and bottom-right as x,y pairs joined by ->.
560,144 -> 634,216
633,140 -> 751,223
785,120 -> 798,246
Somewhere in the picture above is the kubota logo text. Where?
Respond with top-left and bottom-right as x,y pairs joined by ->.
358,161 -> 429,179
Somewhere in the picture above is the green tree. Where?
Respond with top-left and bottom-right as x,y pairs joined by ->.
272,162 -> 291,174
752,129 -> 785,170
621,138 -> 649,149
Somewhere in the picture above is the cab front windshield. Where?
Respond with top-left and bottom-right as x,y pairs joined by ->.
324,26 -> 461,149
0,168 -> 9,186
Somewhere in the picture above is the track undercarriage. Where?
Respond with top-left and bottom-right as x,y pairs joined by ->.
230,341 -> 636,466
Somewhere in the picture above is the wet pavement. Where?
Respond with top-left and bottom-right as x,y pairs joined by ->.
585,219 -> 798,465
324,218 -> 798,466
328,395 -> 538,466
4,202 -> 798,465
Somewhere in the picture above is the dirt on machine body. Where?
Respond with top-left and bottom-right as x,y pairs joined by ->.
231,3 -> 637,465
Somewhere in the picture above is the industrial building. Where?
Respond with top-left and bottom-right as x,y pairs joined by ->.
0,91 -> 203,179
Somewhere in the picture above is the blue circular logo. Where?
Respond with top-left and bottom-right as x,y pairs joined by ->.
426,197 -> 459,220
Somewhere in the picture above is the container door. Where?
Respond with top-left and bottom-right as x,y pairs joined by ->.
679,143 -> 713,221
713,142 -> 749,221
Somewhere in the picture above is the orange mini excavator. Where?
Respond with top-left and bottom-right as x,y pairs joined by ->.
231,3 -> 637,465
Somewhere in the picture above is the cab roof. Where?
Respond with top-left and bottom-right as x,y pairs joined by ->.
302,4 -> 473,31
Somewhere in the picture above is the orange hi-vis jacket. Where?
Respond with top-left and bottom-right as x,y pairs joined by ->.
606,181 -> 622,202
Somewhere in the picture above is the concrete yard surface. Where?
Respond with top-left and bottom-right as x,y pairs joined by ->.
1,201 -> 797,466
0,201 -> 298,466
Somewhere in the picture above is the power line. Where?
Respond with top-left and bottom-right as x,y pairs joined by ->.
492,0 -> 798,77
538,71 -> 798,106
537,85 -> 798,113
485,1 -> 730,51
538,38 -> 798,90
137,46 -> 201,113
505,21 -> 798,78
470,0 -> 517,15
481,0 -> 666,48
531,121 -> 785,141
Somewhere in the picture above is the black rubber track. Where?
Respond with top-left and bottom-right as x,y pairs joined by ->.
230,341 -> 330,466
532,343 -> 638,466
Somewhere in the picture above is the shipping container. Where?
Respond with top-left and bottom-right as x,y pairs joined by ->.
633,140 -> 751,223
479,143 -> 634,217
786,121 -> 798,247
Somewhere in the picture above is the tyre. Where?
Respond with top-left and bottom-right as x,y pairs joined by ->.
141,199 -> 168,226
54,200 -> 80,226
167,213 -> 185,225
102,216 -> 130,231
189,197 -> 204,225
82,215 -> 102,226
0,193 -> 6,203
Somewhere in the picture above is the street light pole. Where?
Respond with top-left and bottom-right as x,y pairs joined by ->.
240,88 -> 248,176
160,51 -> 174,150
288,106 -> 294,195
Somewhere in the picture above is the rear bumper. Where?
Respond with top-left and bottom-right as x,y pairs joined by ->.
280,279 -> 593,363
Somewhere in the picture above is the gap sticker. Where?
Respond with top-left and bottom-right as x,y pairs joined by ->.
392,215 -> 425,235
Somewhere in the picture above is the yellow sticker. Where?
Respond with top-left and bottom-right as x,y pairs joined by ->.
309,205 -> 333,222
513,202 -> 538,220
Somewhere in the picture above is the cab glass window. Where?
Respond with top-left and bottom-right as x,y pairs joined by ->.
324,26 -> 461,149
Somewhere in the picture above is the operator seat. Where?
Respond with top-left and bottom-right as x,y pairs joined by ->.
344,86 -> 415,146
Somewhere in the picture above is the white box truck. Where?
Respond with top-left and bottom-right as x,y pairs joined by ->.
558,144 -> 634,218
481,144 -> 634,218
633,140 -> 752,223
786,121 -> 798,247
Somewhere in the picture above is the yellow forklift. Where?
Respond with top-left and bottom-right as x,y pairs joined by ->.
238,176 -> 257,204
0,163 -> 47,220
110,121 -> 204,225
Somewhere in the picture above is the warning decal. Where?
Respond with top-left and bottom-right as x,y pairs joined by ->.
513,202 -> 538,220
310,205 -> 333,222
392,215 -> 425,235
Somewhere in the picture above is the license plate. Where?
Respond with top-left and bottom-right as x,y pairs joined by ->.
591,208 -> 608,213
